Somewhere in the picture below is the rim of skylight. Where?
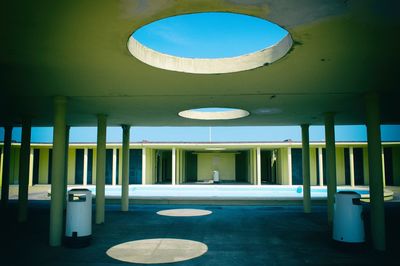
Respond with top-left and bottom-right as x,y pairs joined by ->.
127,12 -> 293,74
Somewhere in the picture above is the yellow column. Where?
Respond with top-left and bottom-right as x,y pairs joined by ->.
349,147 -> 355,187
118,147 -> 123,185
95,114 -> 107,224
112,148 -> 117,186
287,147 -> 292,186
0,147 -> 3,187
256,147 -> 261,186
365,92 -> 385,251
121,125 -> 130,211
83,148 -> 88,186
17,118 -> 31,222
28,148 -> 34,186
301,124 -> 311,213
63,126 -> 70,209
325,113 -> 337,224
318,147 -> 324,186
49,96 -> 67,246
381,148 -> 386,187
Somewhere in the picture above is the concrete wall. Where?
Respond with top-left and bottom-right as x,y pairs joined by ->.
197,153 -> 235,181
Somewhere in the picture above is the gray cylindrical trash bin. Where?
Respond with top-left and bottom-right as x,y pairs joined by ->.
332,191 -> 365,243
65,189 -> 92,247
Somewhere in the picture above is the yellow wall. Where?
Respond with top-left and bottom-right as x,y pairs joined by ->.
2,143 -> 399,188
145,148 -> 155,184
197,153 -> 235,181
67,148 -> 76,185
392,147 -> 400,186
310,148 -> 317,185
363,147 -> 370,185
10,146 -> 20,184
277,148 -> 289,185
336,147 -> 345,185
38,148 -> 49,184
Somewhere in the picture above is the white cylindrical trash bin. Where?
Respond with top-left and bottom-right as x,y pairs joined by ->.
332,191 -> 365,243
65,188 -> 92,247
213,170 -> 220,183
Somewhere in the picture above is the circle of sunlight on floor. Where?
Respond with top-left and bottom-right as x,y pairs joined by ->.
106,238 -> 208,264
157,209 -> 212,217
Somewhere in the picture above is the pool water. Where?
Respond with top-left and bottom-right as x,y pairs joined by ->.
73,185 -> 385,201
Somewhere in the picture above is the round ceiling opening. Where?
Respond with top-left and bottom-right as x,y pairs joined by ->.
128,12 -> 292,74
178,107 -> 249,120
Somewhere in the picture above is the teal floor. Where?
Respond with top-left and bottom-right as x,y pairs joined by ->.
0,201 -> 399,265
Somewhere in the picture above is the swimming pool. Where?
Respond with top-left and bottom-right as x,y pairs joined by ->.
69,185 -> 394,201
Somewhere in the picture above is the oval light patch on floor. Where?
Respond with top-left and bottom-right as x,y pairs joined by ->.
106,238 -> 208,264
157,209 -> 212,217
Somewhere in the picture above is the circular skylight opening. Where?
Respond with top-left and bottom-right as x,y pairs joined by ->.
128,12 -> 292,74
178,107 -> 249,120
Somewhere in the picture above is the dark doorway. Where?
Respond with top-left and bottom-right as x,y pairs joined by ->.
292,148 -> 302,185
105,149 -> 113,185
32,149 -> 40,185
235,151 -> 248,182
129,149 -> 142,184
344,148 -> 351,185
156,150 -> 172,184
87,149 -> 93,184
185,151 -> 197,182
261,150 -> 277,184
384,147 -> 393,186
75,149 -> 84,185
354,148 -> 364,185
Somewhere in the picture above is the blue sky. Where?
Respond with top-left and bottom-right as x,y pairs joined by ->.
1,126 -> 400,143
133,12 -> 288,58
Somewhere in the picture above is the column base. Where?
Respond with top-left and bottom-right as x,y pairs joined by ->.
64,233 -> 91,248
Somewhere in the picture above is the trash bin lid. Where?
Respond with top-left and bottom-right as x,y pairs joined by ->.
68,188 -> 91,194
69,188 -> 90,191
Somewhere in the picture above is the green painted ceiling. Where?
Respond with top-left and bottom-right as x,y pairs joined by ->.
1,0 -> 399,126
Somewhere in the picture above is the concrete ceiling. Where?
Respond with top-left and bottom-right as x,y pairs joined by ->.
1,0 -> 400,127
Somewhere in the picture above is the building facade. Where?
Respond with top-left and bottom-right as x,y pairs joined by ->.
2,141 -> 399,188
